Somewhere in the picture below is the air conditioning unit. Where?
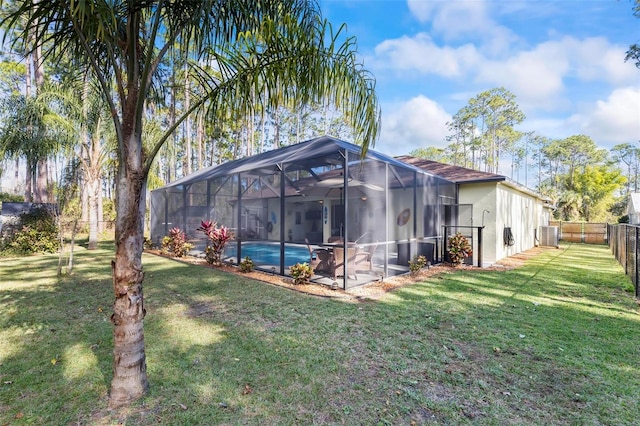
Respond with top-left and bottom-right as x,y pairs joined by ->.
539,226 -> 559,248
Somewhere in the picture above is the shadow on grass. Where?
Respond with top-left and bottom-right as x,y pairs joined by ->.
1,243 -> 639,425
0,249 -> 114,424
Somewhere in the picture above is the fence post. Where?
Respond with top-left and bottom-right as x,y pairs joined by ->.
633,226 -> 640,299
625,225 -> 630,275
477,227 -> 483,268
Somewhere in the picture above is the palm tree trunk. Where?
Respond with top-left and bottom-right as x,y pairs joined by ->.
81,183 -> 89,223
25,161 -> 33,202
14,158 -> 20,195
98,186 -> 104,234
87,177 -> 99,249
184,68 -> 192,175
109,131 -> 148,408
35,158 -> 49,203
196,110 -> 203,169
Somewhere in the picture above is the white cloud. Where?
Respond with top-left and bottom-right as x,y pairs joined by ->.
474,40 -> 571,109
406,0 -> 518,53
375,95 -> 451,156
568,37 -> 637,85
372,32 -> 637,114
406,0 -> 439,23
522,87 -> 640,148
373,33 -> 480,78
569,87 -> 640,147
407,0 -> 489,39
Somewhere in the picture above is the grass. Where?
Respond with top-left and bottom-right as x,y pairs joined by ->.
1,242 -> 639,425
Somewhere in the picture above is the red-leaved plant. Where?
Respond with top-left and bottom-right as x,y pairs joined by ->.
197,220 -> 234,265
162,227 -> 193,257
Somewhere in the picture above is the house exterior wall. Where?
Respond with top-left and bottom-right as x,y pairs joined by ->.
460,182 -> 549,267
627,193 -> 640,224
459,183 -> 498,266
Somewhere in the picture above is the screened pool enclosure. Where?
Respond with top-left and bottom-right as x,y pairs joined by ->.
150,136 -> 457,289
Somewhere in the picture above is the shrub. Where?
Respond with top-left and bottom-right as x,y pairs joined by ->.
161,227 -> 193,257
1,207 -> 59,255
0,192 -> 24,202
239,256 -> 254,273
290,262 -> 313,285
197,220 -> 234,265
143,237 -> 155,250
448,232 -> 472,265
408,254 -> 428,276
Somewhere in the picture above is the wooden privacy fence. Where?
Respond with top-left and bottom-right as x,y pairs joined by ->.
607,224 -> 640,299
549,221 -> 607,244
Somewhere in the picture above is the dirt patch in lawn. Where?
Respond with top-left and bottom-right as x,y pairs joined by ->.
146,246 -> 553,302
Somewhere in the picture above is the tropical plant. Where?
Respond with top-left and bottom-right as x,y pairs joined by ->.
408,254 -> 428,276
239,256 -> 254,273
0,94 -> 62,202
2,0 -> 380,408
38,78 -> 112,250
197,220 -> 234,265
448,232 -> 472,265
161,227 -> 192,258
290,262 -> 313,285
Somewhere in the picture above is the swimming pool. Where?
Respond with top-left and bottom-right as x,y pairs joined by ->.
224,242 -> 311,267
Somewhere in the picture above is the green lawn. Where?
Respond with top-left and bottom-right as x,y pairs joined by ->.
1,243 -> 638,425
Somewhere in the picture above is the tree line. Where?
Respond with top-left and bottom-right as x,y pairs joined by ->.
410,87 -> 635,223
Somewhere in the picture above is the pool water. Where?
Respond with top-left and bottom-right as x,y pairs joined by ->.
224,242 -> 311,267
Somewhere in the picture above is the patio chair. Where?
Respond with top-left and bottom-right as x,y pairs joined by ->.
353,242 -> 378,274
305,238 -> 334,275
332,244 -> 359,280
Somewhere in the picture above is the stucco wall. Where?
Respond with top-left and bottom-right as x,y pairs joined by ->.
495,184 -> 538,260
459,183 -> 497,266
460,182 -> 549,266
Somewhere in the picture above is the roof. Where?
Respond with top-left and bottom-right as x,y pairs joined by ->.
397,155 -> 552,203
395,156 -> 505,184
159,136 -> 434,190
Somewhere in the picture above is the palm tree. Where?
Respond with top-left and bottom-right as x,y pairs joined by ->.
0,94 -> 61,201
39,77 -> 112,250
2,0 -> 380,408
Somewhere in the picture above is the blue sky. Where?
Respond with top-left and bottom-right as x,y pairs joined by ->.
320,0 -> 640,159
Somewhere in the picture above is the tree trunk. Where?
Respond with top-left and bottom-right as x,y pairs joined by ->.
25,161 -> 33,202
98,186 -> 104,234
82,182 -> 89,223
87,176 -> 99,250
87,124 -> 103,248
184,69 -> 192,175
14,158 -> 20,195
109,131 -> 148,408
196,110 -> 203,169
35,158 -> 49,203
67,219 -> 78,273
